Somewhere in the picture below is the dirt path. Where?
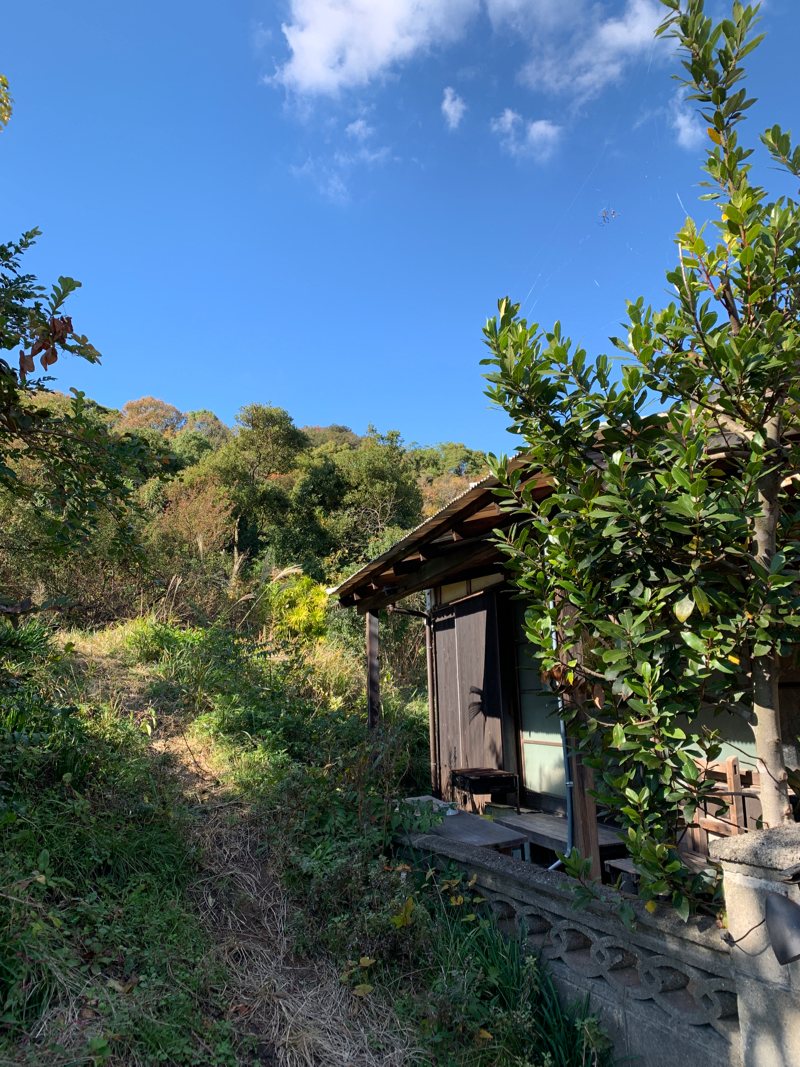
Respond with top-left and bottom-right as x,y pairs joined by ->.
64,633 -> 420,1067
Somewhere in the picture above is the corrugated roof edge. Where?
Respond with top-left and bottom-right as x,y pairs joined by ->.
328,471 -> 501,599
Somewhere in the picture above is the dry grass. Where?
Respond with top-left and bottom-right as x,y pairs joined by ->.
191,809 -> 422,1067
56,626 -> 154,713
299,638 -> 365,708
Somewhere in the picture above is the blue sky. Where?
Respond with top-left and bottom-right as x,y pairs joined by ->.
2,0 -> 798,454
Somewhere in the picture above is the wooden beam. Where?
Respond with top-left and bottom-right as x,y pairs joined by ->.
392,557 -> 424,576
356,538 -> 501,613
366,611 -> 380,729
352,533 -> 493,605
334,487 -> 499,599
425,617 -> 440,796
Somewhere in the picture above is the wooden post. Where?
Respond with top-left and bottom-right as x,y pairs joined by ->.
425,617 -> 440,795
571,755 -> 602,881
366,611 -> 380,730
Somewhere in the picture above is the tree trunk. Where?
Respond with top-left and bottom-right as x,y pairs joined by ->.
752,414 -> 793,827
230,517 -> 243,591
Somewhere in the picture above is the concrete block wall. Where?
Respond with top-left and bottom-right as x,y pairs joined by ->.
404,826 -> 800,1067
403,831 -> 740,1067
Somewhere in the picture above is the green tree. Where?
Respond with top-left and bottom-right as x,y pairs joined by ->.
410,441 -> 488,480
335,427 -> 422,545
183,408 -> 231,448
235,403 -> 310,480
118,396 -> 187,437
301,423 -> 360,450
187,405 -> 309,576
0,232 -> 153,568
482,0 -> 800,912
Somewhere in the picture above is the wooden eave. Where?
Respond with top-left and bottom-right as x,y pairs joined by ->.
331,465 -> 553,614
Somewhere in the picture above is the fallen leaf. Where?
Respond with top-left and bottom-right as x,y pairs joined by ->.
352,984 -> 373,997
645,900 -> 658,914
359,957 -> 376,968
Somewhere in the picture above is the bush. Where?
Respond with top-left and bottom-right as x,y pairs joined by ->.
120,615 -> 181,664
264,573 -> 328,643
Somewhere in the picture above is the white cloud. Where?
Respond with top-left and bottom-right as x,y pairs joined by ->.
346,118 -> 375,140
485,0 -> 584,34
291,158 -> 351,203
273,0 -> 480,96
670,91 -> 705,150
334,145 -> 391,166
491,109 -> 562,160
271,0 -> 664,107
513,0 -> 663,105
491,108 -> 519,137
293,136 -> 391,203
442,86 -> 467,130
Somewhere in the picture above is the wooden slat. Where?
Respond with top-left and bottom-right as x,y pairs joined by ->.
429,810 -> 527,851
435,608 -> 459,799
336,485 -> 500,600
333,467 -> 552,606
726,756 -> 745,835
493,811 -> 622,854
457,595 -> 504,774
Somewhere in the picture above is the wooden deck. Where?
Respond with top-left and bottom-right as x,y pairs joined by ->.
401,796 -> 527,853
429,810 -> 527,853
490,809 -> 624,858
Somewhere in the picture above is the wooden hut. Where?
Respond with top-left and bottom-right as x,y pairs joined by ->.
331,472 -> 799,878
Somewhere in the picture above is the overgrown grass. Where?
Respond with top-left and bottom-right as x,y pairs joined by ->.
0,623 -> 241,1065
0,616 -> 614,1066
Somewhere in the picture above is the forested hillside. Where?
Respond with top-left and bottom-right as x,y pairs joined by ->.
1,391 -> 487,631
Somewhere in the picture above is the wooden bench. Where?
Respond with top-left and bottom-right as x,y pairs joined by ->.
429,810 -> 527,855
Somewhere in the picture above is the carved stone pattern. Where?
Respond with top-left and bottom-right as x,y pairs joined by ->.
482,886 -> 738,1043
